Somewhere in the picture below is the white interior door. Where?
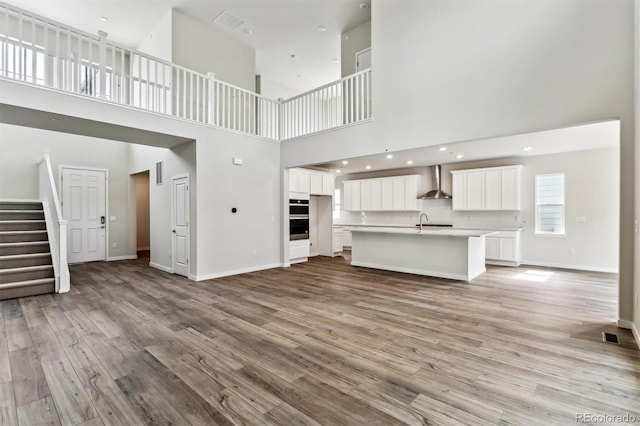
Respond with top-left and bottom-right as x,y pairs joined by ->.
356,48 -> 372,72
62,168 -> 107,263
172,175 -> 190,277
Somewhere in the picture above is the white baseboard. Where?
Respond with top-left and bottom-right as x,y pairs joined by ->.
149,262 -> 173,274
107,255 -> 137,261
521,260 -> 618,273
194,263 -> 282,281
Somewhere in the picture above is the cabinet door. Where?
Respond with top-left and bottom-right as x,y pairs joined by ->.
392,177 -> 405,210
466,171 -> 485,210
289,170 -> 299,192
501,168 -> 520,210
351,182 -> 361,211
499,238 -> 516,261
452,173 -> 466,211
344,182 -> 353,211
370,179 -> 382,211
322,174 -> 334,196
360,180 -> 372,211
310,172 -> 322,195
343,231 -> 352,247
485,237 -> 499,260
484,170 -> 501,210
333,231 -> 343,253
381,179 -> 393,210
298,170 -> 310,194
404,176 -> 418,211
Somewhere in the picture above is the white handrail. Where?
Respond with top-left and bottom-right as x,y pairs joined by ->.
38,151 -> 69,293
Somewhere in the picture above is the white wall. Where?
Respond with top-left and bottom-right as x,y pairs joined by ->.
282,0 -> 635,323
171,10 -> 256,91
0,124 -> 132,260
634,0 -> 640,334
341,20 -> 371,77
336,147 -> 619,272
136,10 -> 173,62
134,172 -> 150,250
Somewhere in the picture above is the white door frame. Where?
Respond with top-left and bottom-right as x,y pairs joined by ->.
355,47 -> 372,72
59,165 -> 109,262
171,173 -> 190,277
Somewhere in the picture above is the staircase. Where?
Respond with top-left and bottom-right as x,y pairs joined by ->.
0,201 -> 55,300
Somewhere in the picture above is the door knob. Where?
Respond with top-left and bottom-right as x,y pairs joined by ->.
172,230 -> 176,233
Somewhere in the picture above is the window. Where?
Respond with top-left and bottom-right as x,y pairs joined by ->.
333,188 -> 341,220
535,173 -> 565,235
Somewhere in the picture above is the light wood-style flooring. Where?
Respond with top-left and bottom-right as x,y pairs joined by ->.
0,256 -> 638,425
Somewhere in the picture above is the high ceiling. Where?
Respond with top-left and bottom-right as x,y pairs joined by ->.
5,0 -> 371,98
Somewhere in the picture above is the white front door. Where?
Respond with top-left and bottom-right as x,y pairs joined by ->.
62,168 -> 107,263
172,175 -> 190,277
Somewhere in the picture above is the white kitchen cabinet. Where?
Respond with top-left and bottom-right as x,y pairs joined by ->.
451,166 -> 522,211
310,172 -> 335,196
343,175 -> 420,212
485,230 -> 521,266
360,180 -> 372,211
332,229 -> 343,254
290,239 -> 310,263
289,169 -> 310,194
342,230 -> 352,247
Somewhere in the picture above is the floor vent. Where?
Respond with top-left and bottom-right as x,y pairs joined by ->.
602,331 -> 620,344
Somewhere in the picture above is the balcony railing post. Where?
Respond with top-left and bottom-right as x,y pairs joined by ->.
98,30 -> 108,99
207,71 -> 216,125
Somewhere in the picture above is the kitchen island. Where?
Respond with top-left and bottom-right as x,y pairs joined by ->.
349,227 -> 496,281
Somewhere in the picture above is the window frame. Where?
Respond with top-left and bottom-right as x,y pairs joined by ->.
534,173 -> 566,237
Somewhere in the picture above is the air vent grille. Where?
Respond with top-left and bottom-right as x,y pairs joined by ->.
213,11 -> 245,32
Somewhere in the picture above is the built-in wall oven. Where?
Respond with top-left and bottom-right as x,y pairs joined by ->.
289,198 -> 310,241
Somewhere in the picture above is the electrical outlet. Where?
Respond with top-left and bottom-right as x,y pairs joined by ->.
635,292 -> 639,306
112,242 -> 117,249
569,248 -> 575,255
252,249 -> 257,256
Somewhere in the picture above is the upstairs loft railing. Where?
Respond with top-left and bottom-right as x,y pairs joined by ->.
0,2 -> 372,142
280,68 -> 372,140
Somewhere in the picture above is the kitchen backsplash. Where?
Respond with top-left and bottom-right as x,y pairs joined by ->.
336,199 -> 526,230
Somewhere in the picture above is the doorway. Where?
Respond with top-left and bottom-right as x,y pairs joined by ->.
134,171 -> 150,261
61,167 -> 107,263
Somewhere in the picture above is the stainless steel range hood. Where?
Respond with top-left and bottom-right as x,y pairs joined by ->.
418,165 -> 452,199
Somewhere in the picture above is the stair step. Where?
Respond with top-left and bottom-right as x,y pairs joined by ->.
0,278 -> 55,301
0,265 -> 54,284
0,241 -> 50,256
0,220 -> 47,232
0,230 -> 48,243
0,211 -> 45,221
0,202 -> 42,211
0,253 -> 52,269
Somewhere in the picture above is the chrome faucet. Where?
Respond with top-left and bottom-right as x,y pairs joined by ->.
418,213 -> 429,232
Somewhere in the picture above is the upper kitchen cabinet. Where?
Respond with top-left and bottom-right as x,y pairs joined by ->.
310,171 -> 335,196
343,175 -> 420,211
289,168 -> 310,194
451,165 -> 522,211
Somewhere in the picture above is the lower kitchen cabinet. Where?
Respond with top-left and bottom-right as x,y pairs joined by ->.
333,229 -> 343,255
290,240 -> 310,263
342,230 -> 352,248
485,230 -> 521,266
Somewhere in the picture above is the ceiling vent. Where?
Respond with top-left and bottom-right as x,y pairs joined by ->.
213,11 -> 245,32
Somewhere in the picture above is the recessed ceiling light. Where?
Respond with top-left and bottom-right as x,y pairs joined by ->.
50,117 -> 60,122
365,165 -> 372,170
360,2 -> 369,9
523,146 -> 532,151
317,25 -> 327,32
331,58 -> 340,62
342,160 -> 349,165
439,147 -> 447,152
100,16 -> 109,22
336,169 -> 341,173
386,154 -> 393,159
456,154 -> 464,159
243,28 -> 253,35
407,160 -> 414,165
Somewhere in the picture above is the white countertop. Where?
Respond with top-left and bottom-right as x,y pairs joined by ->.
349,227 -> 496,238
